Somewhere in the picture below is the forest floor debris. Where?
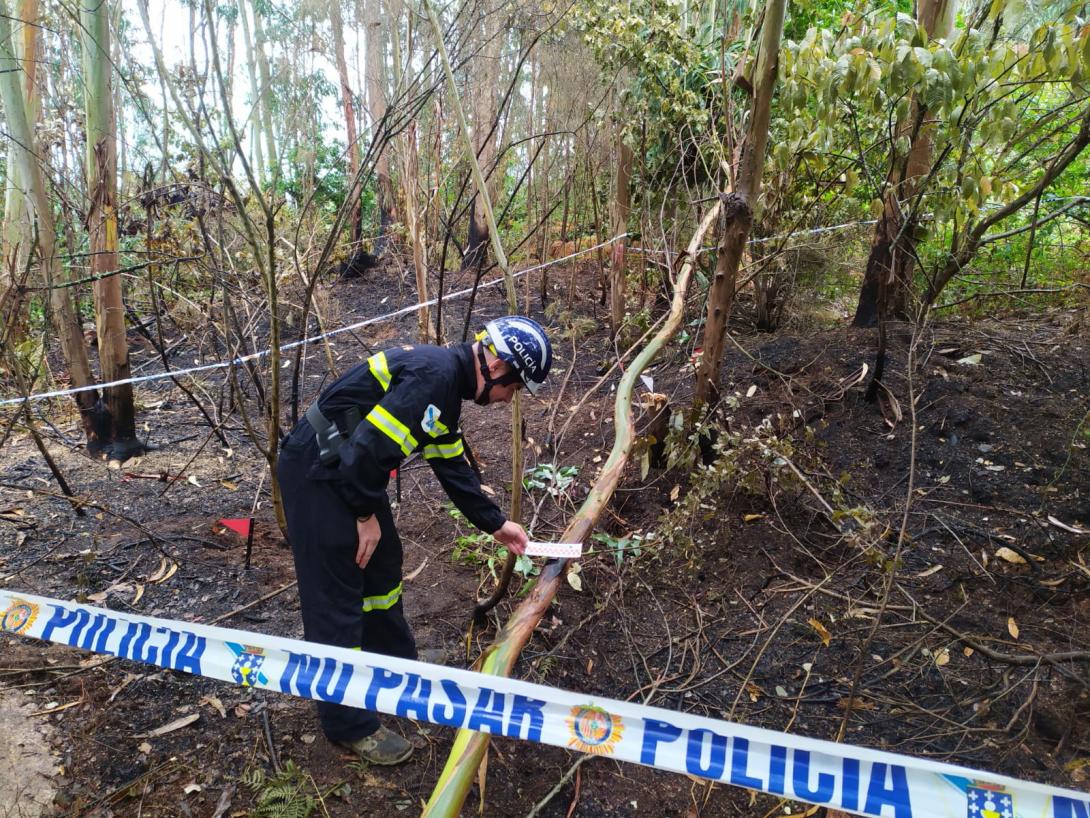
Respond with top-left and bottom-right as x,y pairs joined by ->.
1,263 -> 1088,816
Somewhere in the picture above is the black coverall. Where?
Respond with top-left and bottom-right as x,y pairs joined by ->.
277,342 -> 506,742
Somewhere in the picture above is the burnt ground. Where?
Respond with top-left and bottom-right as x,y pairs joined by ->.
0,258 -> 1088,817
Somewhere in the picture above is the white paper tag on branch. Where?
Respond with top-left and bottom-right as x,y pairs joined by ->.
525,541 -> 583,559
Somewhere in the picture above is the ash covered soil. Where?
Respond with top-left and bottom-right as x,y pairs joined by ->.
1,261 -> 1088,817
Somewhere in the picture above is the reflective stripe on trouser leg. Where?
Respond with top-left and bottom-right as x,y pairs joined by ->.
359,519 -> 415,661
362,582 -> 403,612
277,439 -> 414,741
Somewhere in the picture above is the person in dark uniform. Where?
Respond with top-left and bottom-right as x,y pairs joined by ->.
277,316 -> 553,765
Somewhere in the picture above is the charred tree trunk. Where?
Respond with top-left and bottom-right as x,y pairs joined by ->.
462,0 -> 502,271
694,193 -> 753,406
364,0 -> 395,256
401,120 -> 431,341
852,0 -> 957,327
82,0 -> 141,459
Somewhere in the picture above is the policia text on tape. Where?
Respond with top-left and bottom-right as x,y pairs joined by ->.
1,590 -> 1086,818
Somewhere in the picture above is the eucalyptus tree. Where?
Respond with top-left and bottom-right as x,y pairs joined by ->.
1,0 -> 40,333
695,0 -> 789,406
81,0 -> 141,458
249,0 -> 277,180
608,123 -> 633,338
852,0 -> 958,327
0,1 -> 99,441
236,0 -> 264,180
364,0 -> 395,254
329,0 -> 362,241
462,0 -> 505,271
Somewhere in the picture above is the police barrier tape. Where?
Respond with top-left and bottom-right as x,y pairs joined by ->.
1,589 -> 1086,818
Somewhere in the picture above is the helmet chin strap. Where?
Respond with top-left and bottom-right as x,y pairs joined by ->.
475,344 -> 521,405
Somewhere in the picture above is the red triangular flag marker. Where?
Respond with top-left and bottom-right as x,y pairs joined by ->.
218,518 -> 252,538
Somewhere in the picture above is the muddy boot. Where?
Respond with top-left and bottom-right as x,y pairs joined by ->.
416,647 -> 448,666
342,726 -> 413,766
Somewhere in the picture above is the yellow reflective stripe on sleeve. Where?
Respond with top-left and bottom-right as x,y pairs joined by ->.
361,582 -> 403,612
368,351 -> 392,391
423,439 -> 465,459
365,405 -> 418,455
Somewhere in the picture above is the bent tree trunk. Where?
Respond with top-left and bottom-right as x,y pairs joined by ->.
421,202 -> 724,818
0,5 -> 100,440
82,0 -> 141,459
851,0 -> 957,327
694,0 -> 787,406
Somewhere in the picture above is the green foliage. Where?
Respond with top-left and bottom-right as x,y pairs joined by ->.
523,462 -> 579,497
571,0 -> 741,190
242,760 -> 317,818
444,504 -> 539,592
778,8 -> 1090,240
278,138 -> 347,212
6,335 -> 46,384
590,530 -> 646,566
937,205 -> 1089,313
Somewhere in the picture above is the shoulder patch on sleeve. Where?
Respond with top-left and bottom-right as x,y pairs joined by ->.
421,404 -> 449,437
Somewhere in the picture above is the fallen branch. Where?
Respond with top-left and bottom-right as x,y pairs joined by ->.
900,584 -> 1090,667
210,580 -> 297,625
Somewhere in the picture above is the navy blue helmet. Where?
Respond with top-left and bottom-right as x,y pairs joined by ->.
483,316 -> 553,395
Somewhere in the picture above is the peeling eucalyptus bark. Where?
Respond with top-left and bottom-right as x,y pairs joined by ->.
82,0 -> 140,458
420,202 -> 724,818
0,4 -> 99,442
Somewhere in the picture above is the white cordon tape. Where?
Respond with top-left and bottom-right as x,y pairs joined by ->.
1,590 -> 1085,818
630,218 -> 881,256
525,541 -> 583,559
0,235 -> 628,408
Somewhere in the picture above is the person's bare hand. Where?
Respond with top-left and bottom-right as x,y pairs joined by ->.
355,515 -> 381,569
491,520 -> 528,555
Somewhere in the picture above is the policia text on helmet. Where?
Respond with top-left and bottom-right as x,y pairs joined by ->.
474,315 -> 554,406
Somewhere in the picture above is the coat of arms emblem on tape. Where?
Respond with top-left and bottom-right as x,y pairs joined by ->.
227,642 -> 269,687
566,704 -> 624,755
0,599 -> 39,635
967,783 -> 1014,818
